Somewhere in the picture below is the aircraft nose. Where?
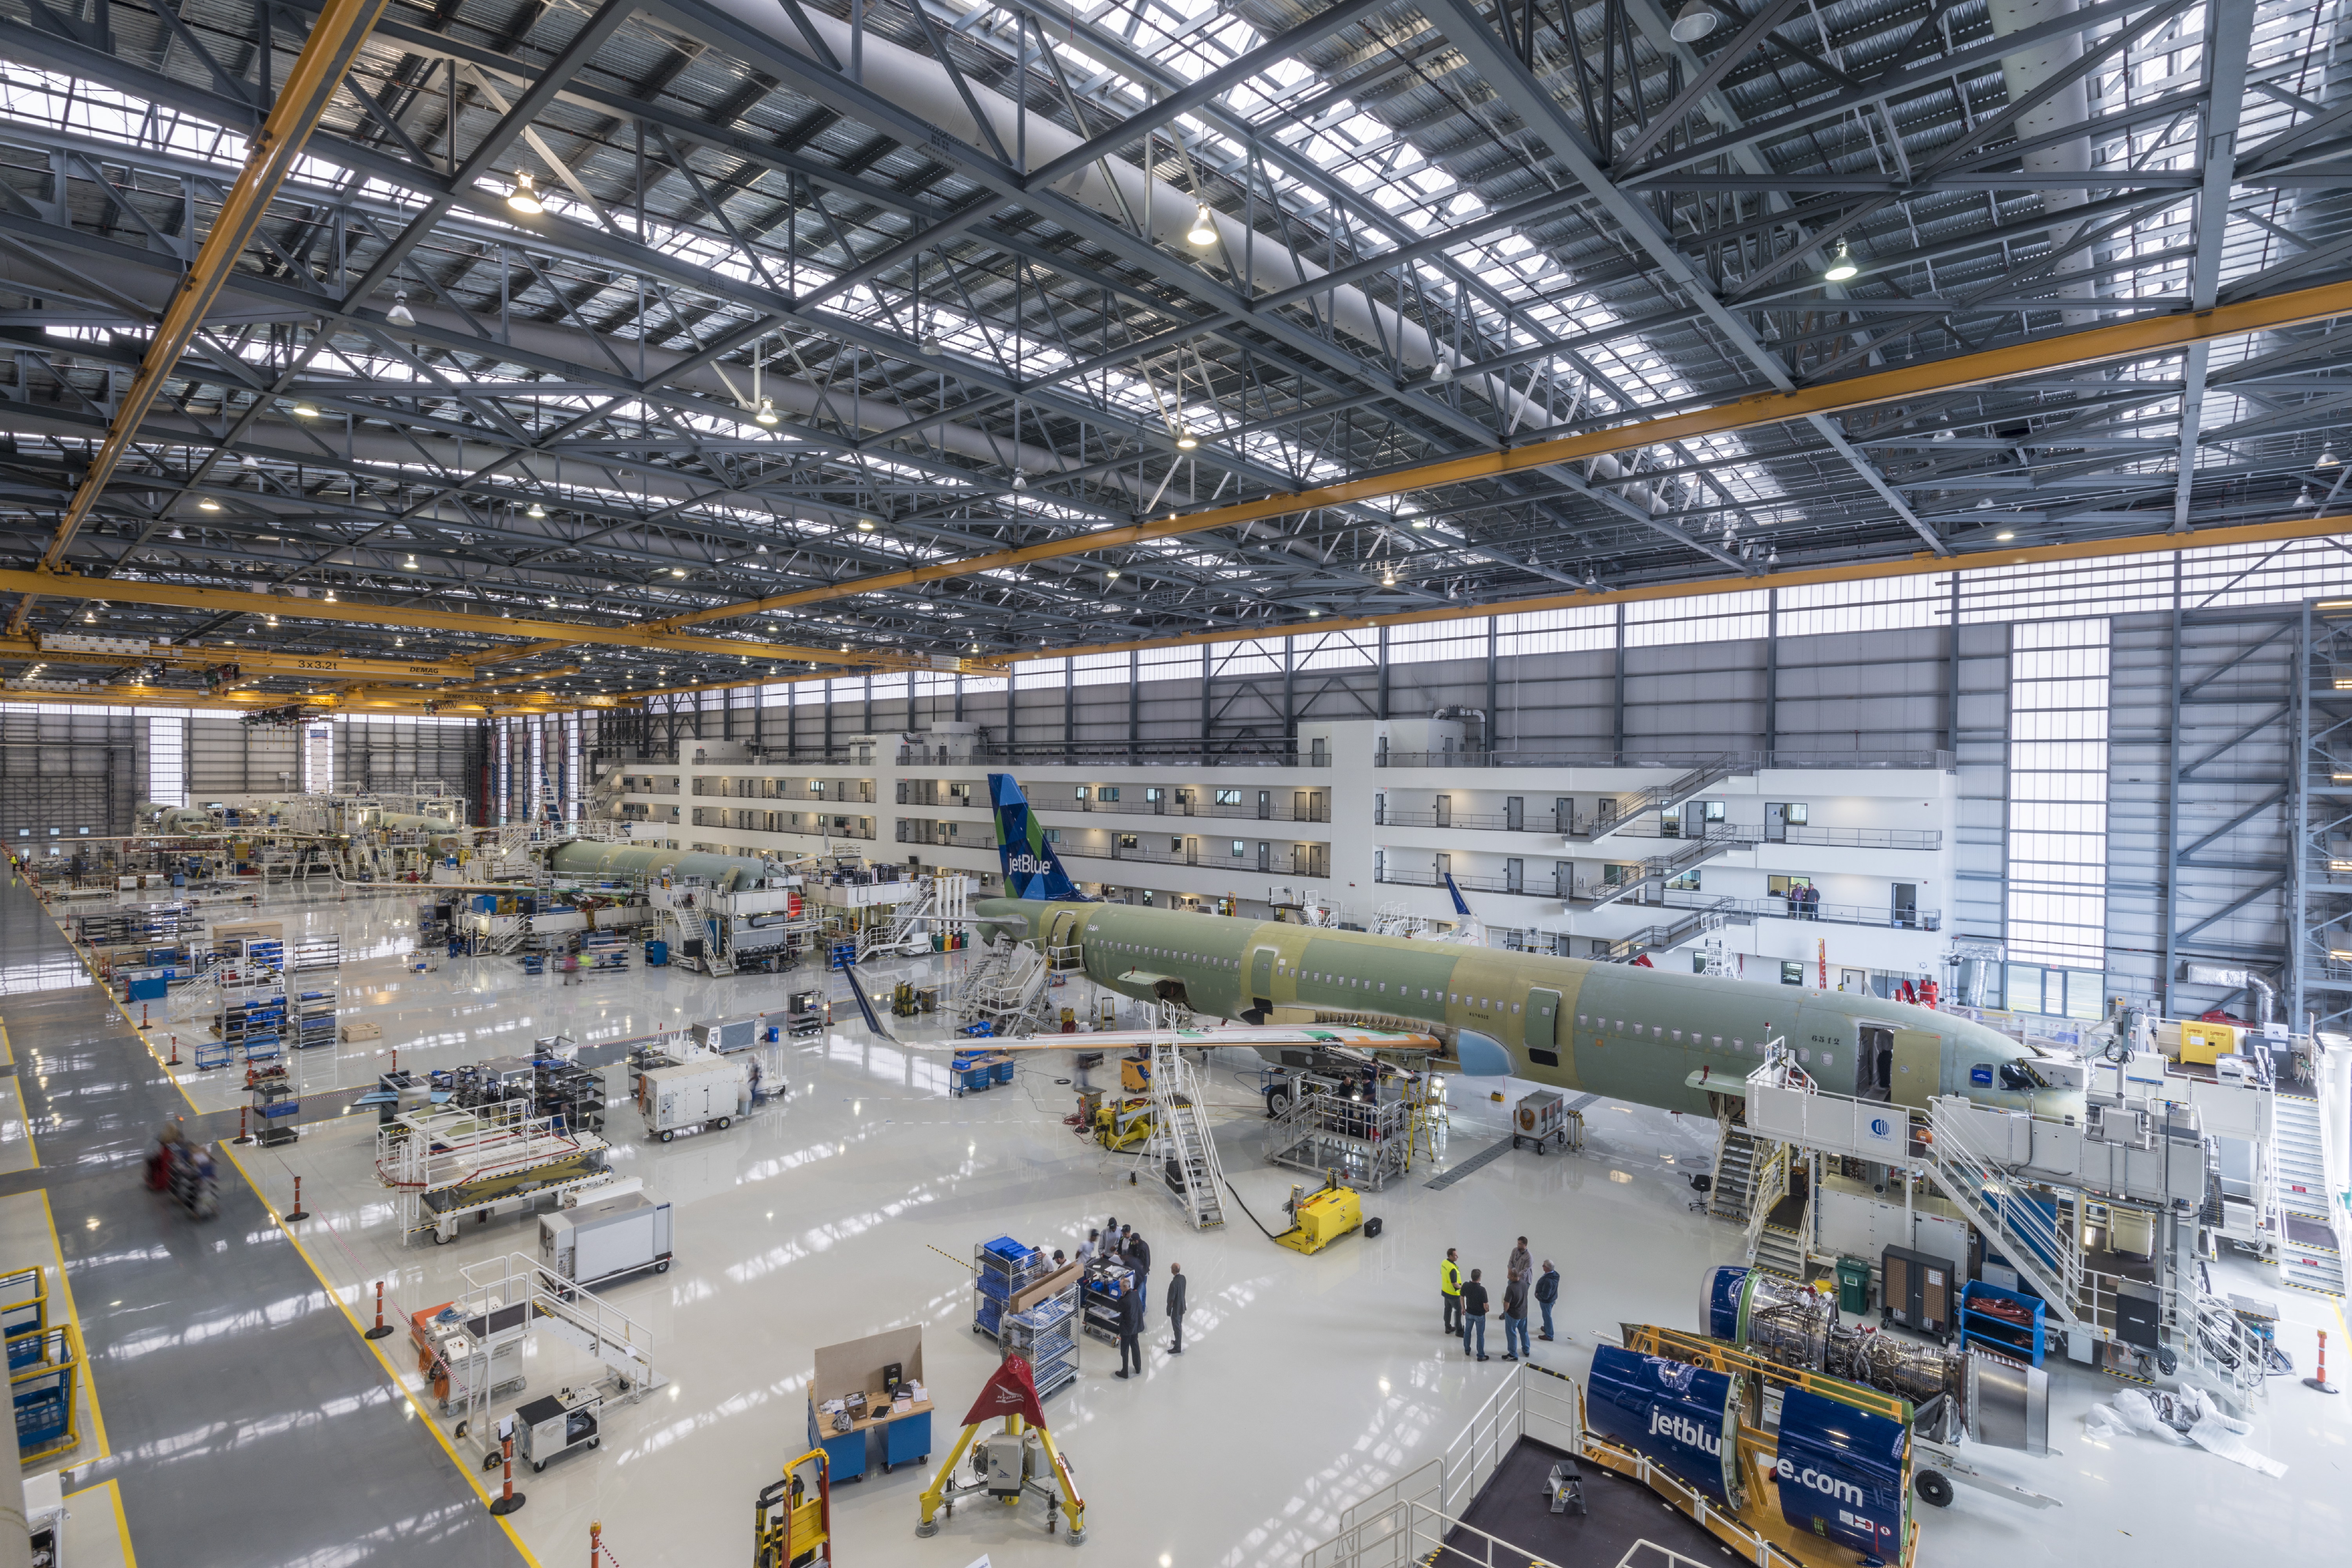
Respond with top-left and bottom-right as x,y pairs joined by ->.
1455,1030 -> 1513,1077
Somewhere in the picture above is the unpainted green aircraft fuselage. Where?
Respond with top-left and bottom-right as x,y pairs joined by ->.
976,897 -> 2065,1119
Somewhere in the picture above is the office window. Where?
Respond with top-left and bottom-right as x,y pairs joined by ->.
1216,789 -> 1242,806
1232,840 -> 1246,856
1100,787 -> 1120,802
1781,962 -> 1804,985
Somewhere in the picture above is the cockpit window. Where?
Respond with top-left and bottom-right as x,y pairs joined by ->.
1998,1061 -> 2047,1091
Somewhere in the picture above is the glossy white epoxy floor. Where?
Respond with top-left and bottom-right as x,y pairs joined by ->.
201,887 -> 2350,1568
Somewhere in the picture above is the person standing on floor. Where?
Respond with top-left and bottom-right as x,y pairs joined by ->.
1534,1259 -> 1560,1341
1441,1248 -> 1463,1335
1127,1230 -> 1151,1314
1508,1236 -> 1532,1282
1460,1268 -> 1490,1361
1115,1280 -> 1143,1379
1501,1269 -> 1530,1361
1165,1262 -> 1188,1354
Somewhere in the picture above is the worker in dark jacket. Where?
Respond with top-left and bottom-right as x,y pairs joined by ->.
1126,1231 -> 1151,1314
1115,1282 -> 1143,1378
1165,1262 -> 1188,1354
1534,1260 -> 1561,1341
1501,1269 -> 1530,1361
1460,1269 -> 1490,1361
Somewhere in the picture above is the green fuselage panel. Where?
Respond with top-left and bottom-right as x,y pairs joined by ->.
976,898 -> 2061,1118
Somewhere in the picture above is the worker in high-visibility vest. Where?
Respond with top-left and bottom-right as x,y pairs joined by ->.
1440,1248 -> 1463,1335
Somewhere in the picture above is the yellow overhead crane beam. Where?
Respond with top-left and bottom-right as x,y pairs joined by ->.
632,275 -> 2352,633
0,637 -> 479,683
0,570 -> 938,671
9,0 -> 395,636
0,682 -> 578,715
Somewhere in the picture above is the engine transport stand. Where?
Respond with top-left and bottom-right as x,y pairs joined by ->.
915,1354 -> 1085,1545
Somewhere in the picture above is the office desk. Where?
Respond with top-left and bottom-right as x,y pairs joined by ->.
806,1396 -> 935,1479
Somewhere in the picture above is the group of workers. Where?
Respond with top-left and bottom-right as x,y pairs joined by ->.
1076,1218 -> 1187,1378
1439,1238 -> 1560,1362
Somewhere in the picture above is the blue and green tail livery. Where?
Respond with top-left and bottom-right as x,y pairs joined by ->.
989,774 -> 1091,901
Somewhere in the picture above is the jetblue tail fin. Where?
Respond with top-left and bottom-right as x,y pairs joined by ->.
989,773 -> 1092,900
1444,872 -> 1474,917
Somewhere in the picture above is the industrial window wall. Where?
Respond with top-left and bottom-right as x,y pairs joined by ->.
335,716 -> 480,814
2004,620 -> 2113,983
0,705 -> 143,844
147,714 -> 186,808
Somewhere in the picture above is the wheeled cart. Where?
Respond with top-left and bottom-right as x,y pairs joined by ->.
1511,1089 -> 1573,1153
515,1387 -> 602,1472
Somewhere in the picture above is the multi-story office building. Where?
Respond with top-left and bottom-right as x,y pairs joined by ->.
609,712 -> 1956,1000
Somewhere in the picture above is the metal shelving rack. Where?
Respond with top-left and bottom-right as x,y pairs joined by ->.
290,985 -> 338,1052
972,1236 -> 1045,1342
1078,1261 -> 1134,1348
1000,1278 -> 1079,1400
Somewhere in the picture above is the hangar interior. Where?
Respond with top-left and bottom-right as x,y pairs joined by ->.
0,0 -> 2348,1561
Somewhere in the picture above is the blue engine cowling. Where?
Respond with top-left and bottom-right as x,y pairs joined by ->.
1586,1343 -> 1740,1507
1772,1386 -> 1908,1561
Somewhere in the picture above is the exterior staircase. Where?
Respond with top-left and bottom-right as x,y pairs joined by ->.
2273,1091 -> 2344,1295
1707,1118 -> 1758,1223
1150,1040 -> 1226,1231
1575,754 -> 1753,842
1752,1212 -> 1808,1281
1601,897 -> 1756,962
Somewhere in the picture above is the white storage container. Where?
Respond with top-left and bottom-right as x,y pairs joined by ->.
638,1058 -> 746,1141
539,1189 -> 673,1287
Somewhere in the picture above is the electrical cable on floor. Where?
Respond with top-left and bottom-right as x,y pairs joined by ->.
1219,1174 -> 1289,1242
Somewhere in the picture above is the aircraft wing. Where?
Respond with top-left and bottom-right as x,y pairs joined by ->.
915,1024 -> 1443,1054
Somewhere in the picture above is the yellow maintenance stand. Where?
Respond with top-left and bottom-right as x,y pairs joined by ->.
916,1354 -> 1086,1544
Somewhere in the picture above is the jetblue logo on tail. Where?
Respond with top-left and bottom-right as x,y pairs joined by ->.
989,774 -> 1092,902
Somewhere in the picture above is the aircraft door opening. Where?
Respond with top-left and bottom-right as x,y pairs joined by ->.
1858,1025 -> 1894,1100
1250,947 -> 1277,1016
1527,988 -> 1561,1068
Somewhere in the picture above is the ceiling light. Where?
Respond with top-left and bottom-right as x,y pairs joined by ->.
1105,569 -> 1121,580
1381,568 -> 1396,587
526,501 -> 546,519
1307,608 -> 1321,618
1670,0 -> 1720,41
671,568 -> 688,577
1766,548 -> 1780,568
1186,204 -> 1218,247
387,290 -> 416,327
1009,470 -> 1027,492
265,614 -> 278,627
1174,426 -> 1198,450
83,610 -> 95,623
323,590 -> 336,603
1583,566 -> 1599,589
755,397 -> 779,426
1411,518 -> 1430,529
755,543 -> 769,554
920,330 -> 942,356
2320,449 -> 2341,469
290,401 -> 321,418
1822,240 -> 1859,282
198,498 -> 220,512
169,527 -> 185,540
857,518 -> 877,532
507,171 -> 544,215
2299,486 -> 2315,507
404,554 -> 418,569
1996,531 -> 2015,541
1429,360 -> 1453,384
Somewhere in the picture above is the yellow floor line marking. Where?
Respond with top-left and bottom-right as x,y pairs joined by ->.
65,1478 -> 137,1567
27,897 -> 539,1563
215,1138 -> 547,1568
38,1188 -> 108,1470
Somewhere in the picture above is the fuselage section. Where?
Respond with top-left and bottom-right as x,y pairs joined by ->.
976,897 -> 2064,1119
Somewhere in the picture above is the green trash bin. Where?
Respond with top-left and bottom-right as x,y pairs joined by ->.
1835,1256 -> 1871,1316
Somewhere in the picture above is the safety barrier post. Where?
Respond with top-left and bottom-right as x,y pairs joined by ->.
590,1521 -> 602,1564
166,1033 -> 180,1066
490,1433 -> 526,1514
232,1106 -> 252,1145
285,1176 -> 308,1223
364,1280 -> 393,1339
2307,1330 -> 2339,1394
